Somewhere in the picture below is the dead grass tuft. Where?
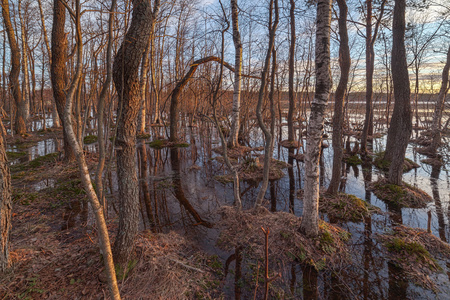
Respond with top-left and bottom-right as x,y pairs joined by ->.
370,178 -> 432,208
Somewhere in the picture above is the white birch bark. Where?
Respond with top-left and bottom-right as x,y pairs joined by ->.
300,0 -> 332,237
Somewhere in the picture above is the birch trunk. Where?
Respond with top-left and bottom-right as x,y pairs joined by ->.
383,0 -> 412,185
287,0 -> 295,142
299,0 -> 332,237
228,0 -> 242,148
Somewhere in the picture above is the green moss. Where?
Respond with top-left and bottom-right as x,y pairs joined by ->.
136,133 -> 151,139
345,154 -> 363,166
373,151 -> 419,172
6,151 -> 27,160
174,142 -> 190,148
147,139 -> 164,149
115,259 -> 138,280
29,153 -> 59,168
385,237 -> 440,270
83,135 -> 98,144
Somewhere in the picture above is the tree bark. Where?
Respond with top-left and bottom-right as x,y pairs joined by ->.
429,45 -> 450,153
112,0 -> 159,264
287,0 -> 295,142
0,120 -> 11,272
228,0 -> 243,148
300,0 -> 332,237
51,0 -> 76,161
254,0 -> 279,207
383,0 -> 412,185
327,0 -> 350,195
1,0 -> 27,134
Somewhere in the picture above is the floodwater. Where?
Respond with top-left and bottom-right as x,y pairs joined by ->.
10,114 -> 450,299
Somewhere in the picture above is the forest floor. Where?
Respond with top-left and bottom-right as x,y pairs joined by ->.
1,129 -> 449,299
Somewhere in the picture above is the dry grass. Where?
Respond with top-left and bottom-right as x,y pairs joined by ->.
217,206 -> 350,271
319,193 -> 380,223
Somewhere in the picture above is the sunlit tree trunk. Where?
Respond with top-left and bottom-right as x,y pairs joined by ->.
300,0 -> 332,237
51,0 -> 76,161
228,0 -> 242,148
0,120 -> 11,272
383,0 -> 412,185
112,0 -> 159,264
327,0 -> 350,195
1,0 -> 27,134
18,0 -> 30,121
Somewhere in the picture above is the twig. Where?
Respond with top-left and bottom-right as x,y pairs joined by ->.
168,258 -> 205,273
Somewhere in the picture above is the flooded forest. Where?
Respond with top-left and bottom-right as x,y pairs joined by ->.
1,0 -> 450,299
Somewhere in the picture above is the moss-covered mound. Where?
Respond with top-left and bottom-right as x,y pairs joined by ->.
279,140 -> 302,149
83,135 -> 98,144
319,193 -> 379,223
378,225 -> 450,290
147,139 -> 189,149
420,158 -> 443,167
212,145 -> 252,158
370,179 -> 432,208
214,156 -> 290,183
373,151 -> 419,173
343,154 -> 362,166
217,206 -> 350,270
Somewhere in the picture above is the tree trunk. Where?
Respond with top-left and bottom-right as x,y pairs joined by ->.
327,0 -> 350,195
0,120 -> 11,272
1,0 -> 27,134
299,0 -> 332,237
361,0 -> 373,152
228,0 -> 243,148
287,0 -> 295,142
254,0 -> 279,207
51,0 -> 76,161
383,0 -> 412,185
112,0 -> 159,264
429,45 -> 450,153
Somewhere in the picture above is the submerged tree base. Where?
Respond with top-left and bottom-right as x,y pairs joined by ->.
378,225 -> 450,291
370,178 -> 432,208
373,151 -> 419,173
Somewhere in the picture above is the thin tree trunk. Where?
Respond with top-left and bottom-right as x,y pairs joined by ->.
299,0 -> 332,237
287,0 -> 295,142
18,0 -> 30,122
60,2 -> 120,298
429,45 -> 450,153
254,0 -> 279,207
327,0 -> 350,195
383,0 -> 412,185
228,0 -> 242,148
1,0 -> 27,134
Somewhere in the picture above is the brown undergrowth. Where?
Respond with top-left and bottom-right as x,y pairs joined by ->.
215,156 -> 290,183
370,178 -> 432,208
217,206 -> 351,271
377,225 -> 450,291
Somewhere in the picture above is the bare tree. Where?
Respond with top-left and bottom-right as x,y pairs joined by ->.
254,0 -> 279,207
299,0 -> 332,237
383,0 -> 412,185
228,0 -> 243,148
327,0 -> 351,195
1,0 -> 27,134
112,0 -> 160,264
